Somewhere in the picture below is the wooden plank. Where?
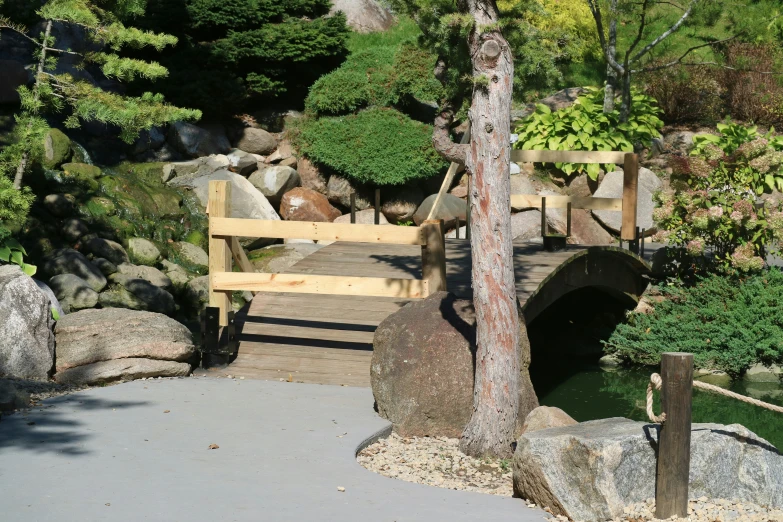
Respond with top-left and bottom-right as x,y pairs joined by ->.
511,194 -> 623,211
621,152 -> 639,241
211,218 -> 426,245
230,237 -> 257,297
511,149 -> 627,164
427,122 -> 470,221
214,272 -> 429,298
238,345 -> 373,362
208,180 -> 232,326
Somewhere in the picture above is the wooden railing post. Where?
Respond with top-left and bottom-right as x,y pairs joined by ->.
421,219 -> 447,294
621,152 -> 639,242
655,352 -> 694,520
208,180 -> 232,327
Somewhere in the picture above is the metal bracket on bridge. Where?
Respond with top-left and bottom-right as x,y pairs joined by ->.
200,307 -> 236,369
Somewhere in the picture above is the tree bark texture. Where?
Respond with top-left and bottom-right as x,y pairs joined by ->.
456,0 -> 522,459
603,16 -> 618,113
13,19 -> 52,190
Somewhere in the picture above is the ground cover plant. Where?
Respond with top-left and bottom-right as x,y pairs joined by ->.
604,269 -> 783,378
652,122 -> 783,273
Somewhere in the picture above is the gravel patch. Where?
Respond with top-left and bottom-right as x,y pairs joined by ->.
359,435 -> 783,522
357,433 -> 513,496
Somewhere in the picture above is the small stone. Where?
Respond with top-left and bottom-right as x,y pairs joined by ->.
337,487 -> 345,492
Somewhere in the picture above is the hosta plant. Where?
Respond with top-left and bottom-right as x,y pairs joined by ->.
513,87 -> 663,179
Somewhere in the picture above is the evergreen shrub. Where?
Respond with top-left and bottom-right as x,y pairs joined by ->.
604,269 -> 783,378
295,108 -> 446,186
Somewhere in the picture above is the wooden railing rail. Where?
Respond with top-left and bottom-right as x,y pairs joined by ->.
207,180 -> 446,326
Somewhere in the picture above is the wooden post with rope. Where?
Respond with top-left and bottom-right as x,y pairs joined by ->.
655,352 -> 694,520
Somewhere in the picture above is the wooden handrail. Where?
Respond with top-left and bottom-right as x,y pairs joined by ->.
511,194 -> 622,211
511,149 -> 628,164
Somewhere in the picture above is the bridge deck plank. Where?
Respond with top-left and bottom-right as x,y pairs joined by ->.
213,239 -> 647,386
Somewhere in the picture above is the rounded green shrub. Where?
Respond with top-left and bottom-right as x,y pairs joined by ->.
296,108 -> 446,186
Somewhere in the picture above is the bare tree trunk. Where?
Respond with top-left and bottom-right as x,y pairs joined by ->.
13,19 -> 52,190
603,17 -> 618,113
457,0 -> 521,459
619,71 -> 632,123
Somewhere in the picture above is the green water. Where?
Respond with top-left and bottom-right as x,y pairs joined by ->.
532,364 -> 783,450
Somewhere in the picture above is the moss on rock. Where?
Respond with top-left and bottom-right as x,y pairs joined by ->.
42,128 -> 72,169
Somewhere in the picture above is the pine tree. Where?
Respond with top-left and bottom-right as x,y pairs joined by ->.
0,0 -> 201,189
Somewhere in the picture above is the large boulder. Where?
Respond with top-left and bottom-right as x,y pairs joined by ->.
520,406 -> 577,434
236,127 -> 278,155
329,0 -> 395,33
82,237 -> 129,265
127,238 -> 161,266
43,193 -> 75,217
247,244 -> 324,273
334,209 -> 388,225
512,418 -> 783,522
169,242 -> 209,273
55,358 -> 191,385
111,263 -> 172,289
43,248 -> 107,292
167,122 -> 230,158
297,157 -> 328,195
327,175 -> 371,210
42,128 -> 72,169
99,280 -> 175,315
569,208 -> 614,245
61,218 -> 89,242
54,308 -> 194,373
0,266 -> 55,380
184,275 -> 209,313
48,273 -> 99,313
592,168 -> 661,235
381,185 -> 424,224
227,149 -> 258,176
511,210 -> 544,241
171,169 -> 280,222
0,59 -> 29,103
280,187 -> 341,222
371,292 -> 538,438
412,194 -> 467,228
248,165 -> 301,205
510,174 -> 536,195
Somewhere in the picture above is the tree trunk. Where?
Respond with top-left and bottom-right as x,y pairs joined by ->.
457,0 -> 522,459
13,19 -> 52,190
603,17 -> 618,113
619,71 -> 632,123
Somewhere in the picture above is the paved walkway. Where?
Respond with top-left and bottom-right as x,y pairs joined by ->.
0,378 -> 547,522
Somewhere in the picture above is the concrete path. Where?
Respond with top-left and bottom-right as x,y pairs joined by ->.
0,378 -> 547,522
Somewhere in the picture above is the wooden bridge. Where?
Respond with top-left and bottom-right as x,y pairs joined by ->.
203,150 -> 654,386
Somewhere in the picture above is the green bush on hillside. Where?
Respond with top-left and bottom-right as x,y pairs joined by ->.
604,270 -> 783,378
296,108 -> 446,185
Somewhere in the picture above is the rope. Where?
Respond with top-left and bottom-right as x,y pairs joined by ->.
646,372 -> 783,423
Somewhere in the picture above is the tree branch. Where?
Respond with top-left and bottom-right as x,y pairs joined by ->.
627,0 -> 649,57
432,100 -> 468,165
587,0 -> 625,75
0,23 -> 43,48
630,0 -> 698,64
633,35 -> 740,73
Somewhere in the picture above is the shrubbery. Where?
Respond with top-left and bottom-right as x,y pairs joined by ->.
604,269 -> 783,378
652,122 -> 783,272
295,108 -> 445,185
513,87 -> 663,179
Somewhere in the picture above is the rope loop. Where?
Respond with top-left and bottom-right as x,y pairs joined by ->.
646,373 -> 666,423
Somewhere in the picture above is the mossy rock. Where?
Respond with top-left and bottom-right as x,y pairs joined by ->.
62,162 -> 102,180
44,167 -> 100,195
184,230 -> 206,249
100,168 -> 182,218
85,197 -> 117,218
168,241 -> 209,274
42,128 -> 72,169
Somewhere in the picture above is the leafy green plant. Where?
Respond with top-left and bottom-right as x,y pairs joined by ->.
0,233 -> 36,276
295,107 -> 446,186
604,270 -> 783,378
652,121 -> 783,273
513,87 -> 663,179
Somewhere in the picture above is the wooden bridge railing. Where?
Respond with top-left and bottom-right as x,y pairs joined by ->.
207,180 -> 447,327
509,150 -> 639,242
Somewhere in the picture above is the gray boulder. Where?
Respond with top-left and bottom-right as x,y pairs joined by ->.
43,248 -> 107,292
54,358 -> 191,385
0,379 -> 31,412
112,263 -> 172,289
83,237 -> 129,265
511,210 -> 544,241
61,218 -> 89,242
371,292 -> 538,438
99,280 -> 175,315
510,174 -> 536,195
0,266 -> 55,380
327,175 -> 371,210
161,159 -> 201,183
513,418 -> 783,522
329,0 -> 395,33
91,257 -> 117,277
297,157 -> 328,195
381,185 -> 423,224
247,244 -> 324,274
127,238 -> 161,266
334,209 -> 388,225
412,194 -> 467,228
33,279 -> 64,319
171,169 -> 280,222
48,274 -> 99,312
184,275 -> 209,313
248,165 -> 301,205
227,149 -> 258,176
520,406 -> 577,434
170,242 -> 208,273
54,308 -> 194,372
592,168 -> 661,235
44,193 -> 75,217
236,127 -> 278,155
167,122 -> 230,158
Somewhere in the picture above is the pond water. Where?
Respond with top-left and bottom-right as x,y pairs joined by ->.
531,363 -> 783,451
526,287 -> 783,451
